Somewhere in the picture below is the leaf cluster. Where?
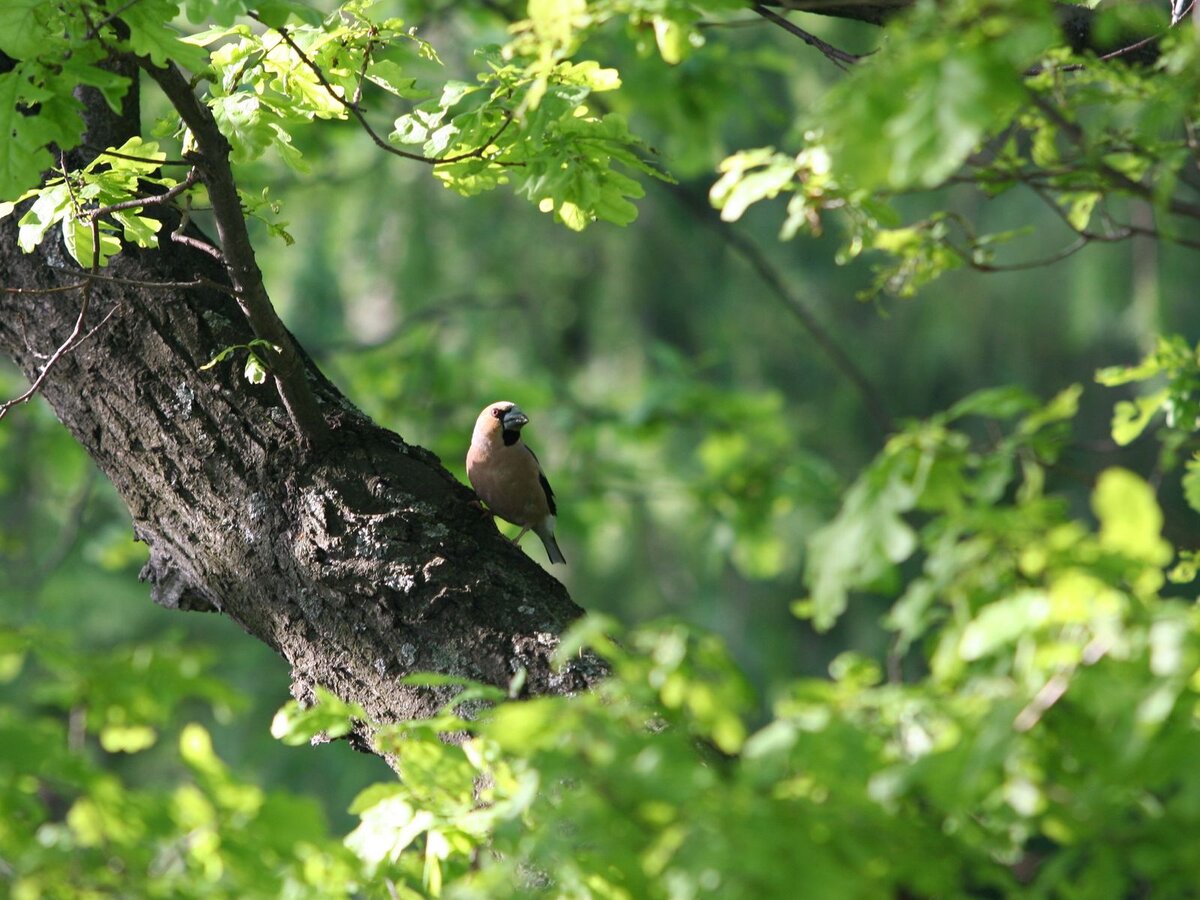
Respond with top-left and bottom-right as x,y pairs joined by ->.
263,375 -> 1200,897
0,625 -> 361,898
710,0 -> 1200,298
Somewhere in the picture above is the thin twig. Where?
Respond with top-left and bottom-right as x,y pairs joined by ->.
77,302 -> 125,345
1,281 -> 88,295
1025,181 -> 1200,252
1014,639 -> 1109,732
171,231 -> 225,261
89,167 -> 200,218
1046,25 -> 1170,74
0,221 -> 102,422
352,38 -> 375,108
168,189 -> 224,262
1099,33 -> 1162,61
1030,93 -> 1200,221
1122,222 -> 1200,252
44,265 -> 237,296
947,235 -> 1090,273
752,4 -> 866,69
669,184 -> 895,436
83,0 -> 147,40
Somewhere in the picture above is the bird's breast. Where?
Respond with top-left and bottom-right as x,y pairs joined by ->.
467,443 -> 548,527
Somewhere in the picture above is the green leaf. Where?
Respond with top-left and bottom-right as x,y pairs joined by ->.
244,352 -> 269,385
345,796 -> 433,867
805,471 -> 917,632
1110,389 -> 1168,446
99,723 -> 158,753
0,68 -> 67,198
710,148 -> 794,222
121,2 -> 210,71
347,782 -> 406,816
62,217 -> 121,268
270,687 -> 365,745
652,15 -> 694,65
946,385 -> 1039,421
959,591 -> 1048,661
252,0 -> 324,28
17,182 -> 72,252
1060,192 -> 1100,231
210,94 -> 279,163
112,210 -> 163,248
1092,468 -> 1171,566
1019,384 -> 1082,436
1096,360 -> 1160,387
0,0 -> 46,58
553,613 -> 621,664
96,137 -> 167,174
528,0 -> 586,48
1168,549 -> 1200,584
365,61 -> 424,99
820,0 -> 1056,191
199,345 -> 240,371
485,698 -> 564,752
1183,455 -> 1200,516
179,721 -> 222,770
1095,340 -> 1174,385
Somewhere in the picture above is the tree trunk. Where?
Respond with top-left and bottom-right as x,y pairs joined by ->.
0,67 -> 602,755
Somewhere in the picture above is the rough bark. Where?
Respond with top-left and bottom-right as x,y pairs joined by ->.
0,224 -> 604,727
0,68 -> 604,755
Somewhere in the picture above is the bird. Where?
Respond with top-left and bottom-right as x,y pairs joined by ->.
466,401 -> 566,565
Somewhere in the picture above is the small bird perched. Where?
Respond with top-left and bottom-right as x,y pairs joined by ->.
466,401 -> 566,564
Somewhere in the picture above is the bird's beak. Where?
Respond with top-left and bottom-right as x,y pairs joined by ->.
502,407 -> 529,430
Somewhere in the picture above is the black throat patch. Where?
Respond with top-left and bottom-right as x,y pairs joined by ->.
502,429 -> 521,446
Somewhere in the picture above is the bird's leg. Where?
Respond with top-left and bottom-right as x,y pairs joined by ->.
469,498 -> 493,520
511,526 -> 530,545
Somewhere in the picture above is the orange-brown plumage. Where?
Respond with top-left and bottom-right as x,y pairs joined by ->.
466,401 -> 565,564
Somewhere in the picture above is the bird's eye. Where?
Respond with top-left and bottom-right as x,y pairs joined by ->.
492,407 -> 507,419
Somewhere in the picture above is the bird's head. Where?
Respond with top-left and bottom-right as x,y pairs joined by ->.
475,401 -> 528,446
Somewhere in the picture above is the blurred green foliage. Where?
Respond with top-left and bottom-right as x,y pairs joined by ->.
5,0 -> 1200,895
272,409 -> 1200,896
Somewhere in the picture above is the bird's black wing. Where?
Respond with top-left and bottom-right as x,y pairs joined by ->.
527,446 -> 557,515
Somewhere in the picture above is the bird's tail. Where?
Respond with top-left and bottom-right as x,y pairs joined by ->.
537,528 -> 566,565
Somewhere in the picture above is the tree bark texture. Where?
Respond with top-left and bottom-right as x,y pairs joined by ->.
0,74 -> 603,753
0,224 -> 603,728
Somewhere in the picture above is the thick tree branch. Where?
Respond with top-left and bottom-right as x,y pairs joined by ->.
1,232 -> 605,743
1,48 -> 604,766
